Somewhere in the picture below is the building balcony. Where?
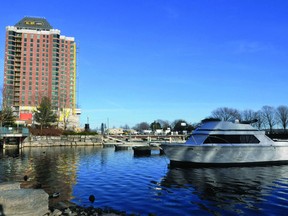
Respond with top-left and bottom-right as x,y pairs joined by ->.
14,87 -> 20,92
13,106 -> 19,112
13,97 -> 20,102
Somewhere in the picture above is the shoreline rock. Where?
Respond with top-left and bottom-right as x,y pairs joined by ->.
47,203 -> 125,216
0,182 -> 127,216
0,182 -> 49,216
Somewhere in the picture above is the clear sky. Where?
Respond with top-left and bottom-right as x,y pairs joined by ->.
1,0 -> 288,129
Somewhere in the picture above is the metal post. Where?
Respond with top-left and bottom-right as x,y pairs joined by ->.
19,137 -> 22,149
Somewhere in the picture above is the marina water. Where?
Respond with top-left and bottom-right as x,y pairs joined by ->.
1,146 -> 288,215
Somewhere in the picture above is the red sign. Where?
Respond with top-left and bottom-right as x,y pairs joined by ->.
20,113 -> 33,120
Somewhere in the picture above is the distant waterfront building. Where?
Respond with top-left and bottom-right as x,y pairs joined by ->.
106,128 -> 124,135
3,17 -> 81,129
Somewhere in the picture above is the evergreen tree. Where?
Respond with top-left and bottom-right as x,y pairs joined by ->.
150,121 -> 161,131
34,97 -> 57,129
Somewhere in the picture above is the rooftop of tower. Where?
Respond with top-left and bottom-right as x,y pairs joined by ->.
14,17 -> 53,30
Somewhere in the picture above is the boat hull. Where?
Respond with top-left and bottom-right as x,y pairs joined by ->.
161,143 -> 288,167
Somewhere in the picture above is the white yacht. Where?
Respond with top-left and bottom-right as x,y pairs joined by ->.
160,120 -> 288,166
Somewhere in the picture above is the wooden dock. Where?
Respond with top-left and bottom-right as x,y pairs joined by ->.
102,134 -> 184,156
107,141 -> 164,156
132,145 -> 164,156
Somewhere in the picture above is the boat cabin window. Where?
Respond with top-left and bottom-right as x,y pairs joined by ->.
203,135 -> 260,144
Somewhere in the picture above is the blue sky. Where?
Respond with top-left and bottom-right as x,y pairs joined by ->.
1,0 -> 288,129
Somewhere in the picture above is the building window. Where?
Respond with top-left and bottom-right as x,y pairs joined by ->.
203,135 -> 260,144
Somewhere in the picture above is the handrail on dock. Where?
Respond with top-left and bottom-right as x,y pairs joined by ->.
0,127 -> 29,137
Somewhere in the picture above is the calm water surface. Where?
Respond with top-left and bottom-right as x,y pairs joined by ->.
1,146 -> 288,215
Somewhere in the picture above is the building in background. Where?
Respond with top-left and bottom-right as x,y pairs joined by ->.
3,17 -> 81,129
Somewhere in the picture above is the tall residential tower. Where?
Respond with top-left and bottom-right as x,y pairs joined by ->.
3,17 -> 80,129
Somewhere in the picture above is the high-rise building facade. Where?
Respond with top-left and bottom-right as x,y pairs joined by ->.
3,17 -> 80,129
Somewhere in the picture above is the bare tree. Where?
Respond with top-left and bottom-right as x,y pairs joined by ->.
139,122 -> 150,130
2,86 -> 14,109
261,106 -> 276,133
0,87 -> 16,126
276,105 -> 288,132
241,109 -> 256,121
121,124 -> 130,130
253,110 -> 265,130
211,107 -> 241,121
57,92 -> 74,130
241,109 -> 260,128
0,106 -> 15,127
61,108 -> 71,130
133,122 -> 150,131
156,119 -> 170,130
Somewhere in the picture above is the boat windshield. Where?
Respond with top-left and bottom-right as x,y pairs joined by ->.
203,135 -> 260,144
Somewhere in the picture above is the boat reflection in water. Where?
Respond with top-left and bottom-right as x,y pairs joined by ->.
161,165 -> 288,215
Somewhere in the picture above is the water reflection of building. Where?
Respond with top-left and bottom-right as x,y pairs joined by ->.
20,147 -> 80,205
1,146 -> 108,206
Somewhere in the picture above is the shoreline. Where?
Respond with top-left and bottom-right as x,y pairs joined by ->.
48,201 -> 127,216
0,181 -> 128,216
21,134 -> 103,148
0,136 -> 164,215
0,139 -> 148,216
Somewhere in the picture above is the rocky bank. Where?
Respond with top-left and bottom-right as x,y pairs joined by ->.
21,135 -> 103,148
0,182 -> 126,216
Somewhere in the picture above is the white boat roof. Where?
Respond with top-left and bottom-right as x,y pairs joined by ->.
186,120 -> 271,145
194,121 -> 259,134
